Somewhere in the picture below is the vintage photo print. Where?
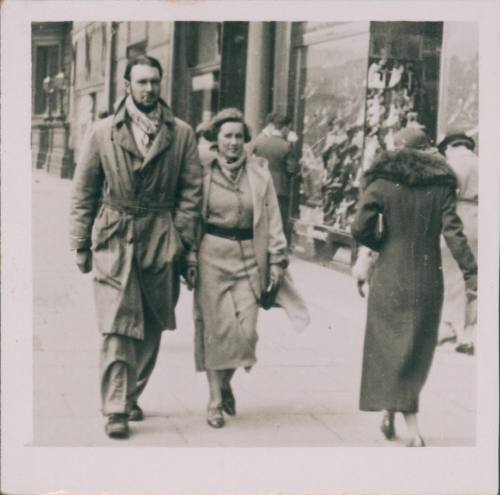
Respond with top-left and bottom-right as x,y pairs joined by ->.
1,1 -> 499,494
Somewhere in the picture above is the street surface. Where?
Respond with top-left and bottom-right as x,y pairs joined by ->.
32,169 -> 475,446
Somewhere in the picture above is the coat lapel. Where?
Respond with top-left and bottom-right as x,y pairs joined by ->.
139,123 -> 174,172
202,162 -> 213,218
112,122 -> 143,161
246,157 -> 268,227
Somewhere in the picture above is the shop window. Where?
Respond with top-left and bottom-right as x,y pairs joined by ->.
437,23 -> 478,145
291,21 -> 444,241
34,44 -> 60,115
292,23 -> 370,230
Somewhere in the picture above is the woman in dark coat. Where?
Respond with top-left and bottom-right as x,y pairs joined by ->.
350,128 -> 477,446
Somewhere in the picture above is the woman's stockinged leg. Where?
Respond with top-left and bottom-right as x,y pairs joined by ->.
206,370 -> 223,407
222,368 -> 236,389
403,412 -> 425,446
206,370 -> 225,428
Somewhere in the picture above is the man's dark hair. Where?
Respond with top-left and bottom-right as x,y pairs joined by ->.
124,55 -> 163,81
271,113 -> 292,129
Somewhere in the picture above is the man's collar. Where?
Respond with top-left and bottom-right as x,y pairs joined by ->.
113,97 -> 175,128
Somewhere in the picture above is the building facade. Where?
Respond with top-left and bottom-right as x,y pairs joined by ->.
31,21 -> 478,265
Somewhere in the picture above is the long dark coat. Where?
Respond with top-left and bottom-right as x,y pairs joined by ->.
350,149 -> 477,413
70,99 -> 202,339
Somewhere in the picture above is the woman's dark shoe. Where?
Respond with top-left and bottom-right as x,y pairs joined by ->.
221,387 -> 236,416
380,412 -> 396,440
128,404 -> 144,422
407,435 -> 426,447
207,405 -> 224,429
105,414 -> 129,439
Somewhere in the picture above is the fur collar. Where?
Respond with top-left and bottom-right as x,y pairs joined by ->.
363,148 -> 457,189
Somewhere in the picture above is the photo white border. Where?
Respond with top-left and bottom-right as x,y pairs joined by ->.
1,1 -> 499,494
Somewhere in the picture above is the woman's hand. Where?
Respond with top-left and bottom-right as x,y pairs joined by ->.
269,264 -> 284,288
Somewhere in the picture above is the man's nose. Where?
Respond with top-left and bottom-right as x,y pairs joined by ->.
145,82 -> 153,91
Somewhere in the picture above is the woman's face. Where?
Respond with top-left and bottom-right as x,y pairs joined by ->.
217,121 -> 245,160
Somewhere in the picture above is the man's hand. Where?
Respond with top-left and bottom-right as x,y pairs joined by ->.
269,264 -> 284,289
76,249 -> 92,274
183,265 -> 198,291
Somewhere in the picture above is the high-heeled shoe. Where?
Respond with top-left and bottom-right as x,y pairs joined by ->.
221,387 -> 236,416
206,405 -> 224,429
380,412 -> 396,440
407,435 -> 425,447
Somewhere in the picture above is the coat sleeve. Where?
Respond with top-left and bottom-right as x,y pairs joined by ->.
69,124 -> 104,250
174,127 -> 203,260
265,171 -> 288,267
441,186 -> 478,291
285,144 -> 298,175
350,182 -> 384,252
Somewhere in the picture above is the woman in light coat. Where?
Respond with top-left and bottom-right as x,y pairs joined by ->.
193,108 -> 309,428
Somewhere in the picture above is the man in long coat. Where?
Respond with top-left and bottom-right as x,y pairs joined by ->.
70,55 -> 202,438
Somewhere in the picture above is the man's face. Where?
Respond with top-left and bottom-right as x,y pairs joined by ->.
125,64 -> 161,113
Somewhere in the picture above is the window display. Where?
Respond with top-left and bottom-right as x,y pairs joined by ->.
294,23 -> 370,231
292,22 -> 443,244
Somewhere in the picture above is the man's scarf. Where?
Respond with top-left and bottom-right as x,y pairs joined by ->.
125,95 -> 162,150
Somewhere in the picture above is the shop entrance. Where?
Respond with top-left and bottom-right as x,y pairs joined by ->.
290,21 -> 443,265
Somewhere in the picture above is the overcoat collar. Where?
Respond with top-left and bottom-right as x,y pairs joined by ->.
363,148 -> 458,189
202,155 -> 269,227
111,97 -> 176,169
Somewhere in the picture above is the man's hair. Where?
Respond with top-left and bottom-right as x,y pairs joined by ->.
124,55 -> 163,81
270,113 -> 291,129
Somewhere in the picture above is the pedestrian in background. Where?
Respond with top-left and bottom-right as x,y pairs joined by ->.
437,131 -> 478,355
351,127 -> 477,446
70,55 -> 202,439
194,108 -> 309,429
251,112 -> 298,244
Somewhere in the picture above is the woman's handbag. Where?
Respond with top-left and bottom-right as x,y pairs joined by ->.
260,281 -> 279,310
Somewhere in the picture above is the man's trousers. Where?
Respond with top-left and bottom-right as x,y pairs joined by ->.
100,319 -> 162,416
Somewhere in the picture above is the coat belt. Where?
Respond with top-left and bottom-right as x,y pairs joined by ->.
101,197 -> 174,216
205,223 -> 253,241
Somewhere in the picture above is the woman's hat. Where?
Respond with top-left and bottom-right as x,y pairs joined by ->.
204,107 -> 252,143
393,127 -> 430,150
437,130 -> 475,155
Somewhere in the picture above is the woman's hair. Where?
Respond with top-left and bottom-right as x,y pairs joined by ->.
124,55 -> 163,81
204,108 -> 252,143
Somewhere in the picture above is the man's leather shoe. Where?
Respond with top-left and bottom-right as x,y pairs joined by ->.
105,414 -> 129,439
221,387 -> 236,416
129,404 -> 144,421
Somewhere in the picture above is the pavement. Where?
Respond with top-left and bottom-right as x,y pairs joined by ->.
32,169 -> 476,447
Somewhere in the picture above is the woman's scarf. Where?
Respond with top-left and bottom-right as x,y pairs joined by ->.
125,95 -> 161,149
216,149 -> 247,182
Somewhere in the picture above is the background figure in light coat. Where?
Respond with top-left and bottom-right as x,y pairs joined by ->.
351,128 -> 477,446
70,56 -> 202,439
437,131 -> 478,355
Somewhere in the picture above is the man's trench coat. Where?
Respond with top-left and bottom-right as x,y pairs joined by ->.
70,100 -> 202,339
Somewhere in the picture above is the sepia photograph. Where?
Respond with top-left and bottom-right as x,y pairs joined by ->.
2,1 -> 499,494
31,18 -> 478,447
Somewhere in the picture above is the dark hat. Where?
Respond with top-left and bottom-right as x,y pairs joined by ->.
437,131 -> 475,155
393,127 -> 430,150
204,107 -> 252,143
